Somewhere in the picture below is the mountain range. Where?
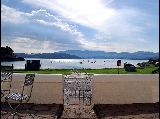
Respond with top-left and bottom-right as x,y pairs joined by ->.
15,52 -> 81,59
15,50 -> 159,60
58,50 -> 159,60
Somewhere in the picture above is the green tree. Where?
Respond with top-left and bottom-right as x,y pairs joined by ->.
1,46 -> 15,57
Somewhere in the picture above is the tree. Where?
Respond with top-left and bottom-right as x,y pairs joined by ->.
1,46 -> 15,57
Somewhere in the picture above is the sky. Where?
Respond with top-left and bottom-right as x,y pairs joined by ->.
1,0 -> 159,53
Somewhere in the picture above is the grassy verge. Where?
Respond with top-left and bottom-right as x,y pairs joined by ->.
13,65 -> 158,74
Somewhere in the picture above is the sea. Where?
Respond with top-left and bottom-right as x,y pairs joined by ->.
1,58 -> 148,69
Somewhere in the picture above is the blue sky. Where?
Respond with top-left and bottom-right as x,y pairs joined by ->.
1,0 -> 159,53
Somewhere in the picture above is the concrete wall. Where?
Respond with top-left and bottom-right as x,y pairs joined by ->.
1,74 -> 63,104
93,74 -> 159,104
1,74 -> 159,104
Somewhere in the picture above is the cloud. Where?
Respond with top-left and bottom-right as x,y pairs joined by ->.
1,5 -> 28,24
99,8 -> 147,36
22,0 -> 154,42
2,36 -> 89,53
137,38 -> 149,43
22,0 -> 147,32
1,5 -> 86,52
94,32 -> 112,41
1,5 -> 118,52
6,37 -> 53,53
22,0 -> 116,29
2,1 -> 158,53
35,19 -> 132,52
21,7 -> 137,52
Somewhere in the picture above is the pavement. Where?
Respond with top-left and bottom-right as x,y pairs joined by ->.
1,103 -> 159,119
1,103 -> 60,119
95,103 -> 159,119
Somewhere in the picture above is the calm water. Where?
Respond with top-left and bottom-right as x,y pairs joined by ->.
1,58 -> 148,69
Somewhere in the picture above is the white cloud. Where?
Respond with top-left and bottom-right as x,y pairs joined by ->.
35,19 -> 129,52
6,37 -> 54,53
23,0 -> 116,29
2,2 -> 157,52
94,32 -> 112,41
137,38 -> 149,43
22,0 -> 146,32
2,36 -> 84,53
1,5 -> 90,52
22,0 -> 150,42
98,8 -> 146,36
1,5 -> 28,23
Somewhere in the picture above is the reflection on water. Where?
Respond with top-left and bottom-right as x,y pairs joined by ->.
1,58 -> 148,69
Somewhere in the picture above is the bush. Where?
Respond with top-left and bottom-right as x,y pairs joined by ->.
124,63 -> 136,72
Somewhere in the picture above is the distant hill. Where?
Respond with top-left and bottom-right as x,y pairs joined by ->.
15,52 -> 81,59
15,50 -> 159,60
58,50 -> 159,60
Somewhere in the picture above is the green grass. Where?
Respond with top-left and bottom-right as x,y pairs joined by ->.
13,65 -> 158,74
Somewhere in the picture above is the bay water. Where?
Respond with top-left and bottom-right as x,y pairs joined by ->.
1,58 -> 148,69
